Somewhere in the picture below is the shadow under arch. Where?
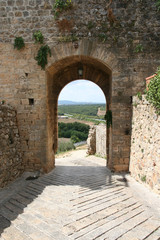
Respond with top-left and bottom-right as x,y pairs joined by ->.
46,55 -> 112,172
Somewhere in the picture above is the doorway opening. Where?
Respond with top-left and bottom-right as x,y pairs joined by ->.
46,55 -> 112,170
57,80 -> 107,160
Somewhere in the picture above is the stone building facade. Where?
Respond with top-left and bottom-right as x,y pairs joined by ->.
130,96 -> 160,194
0,104 -> 23,188
0,0 -> 160,176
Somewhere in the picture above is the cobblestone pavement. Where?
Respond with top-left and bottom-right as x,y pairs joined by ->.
0,150 -> 160,240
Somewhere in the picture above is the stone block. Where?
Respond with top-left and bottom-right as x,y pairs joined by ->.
114,164 -> 129,172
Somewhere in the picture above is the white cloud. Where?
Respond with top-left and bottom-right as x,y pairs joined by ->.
59,80 -> 106,103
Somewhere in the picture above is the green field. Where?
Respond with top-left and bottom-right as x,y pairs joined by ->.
58,104 -> 106,124
57,104 -> 106,153
58,104 -> 106,116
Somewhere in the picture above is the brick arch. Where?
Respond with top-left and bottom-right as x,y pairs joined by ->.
46,54 -> 113,171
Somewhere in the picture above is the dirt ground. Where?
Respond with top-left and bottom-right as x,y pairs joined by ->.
58,118 -> 94,126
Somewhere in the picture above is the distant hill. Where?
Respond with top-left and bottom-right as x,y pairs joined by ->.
58,100 -> 105,105
58,100 -> 78,105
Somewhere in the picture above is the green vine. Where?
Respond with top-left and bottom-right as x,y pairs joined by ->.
35,45 -> 51,70
14,37 -> 25,50
136,91 -> 142,100
146,67 -> 160,114
104,110 -> 112,128
134,44 -> 143,53
156,0 -> 160,11
53,0 -> 72,19
33,31 -> 44,44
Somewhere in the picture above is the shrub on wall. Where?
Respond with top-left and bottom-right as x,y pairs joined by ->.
146,67 -> 160,114
33,31 -> 44,44
53,0 -> 72,19
136,91 -> 142,100
134,44 -> 143,53
35,45 -> 51,70
156,0 -> 160,11
14,37 -> 25,50
104,110 -> 112,128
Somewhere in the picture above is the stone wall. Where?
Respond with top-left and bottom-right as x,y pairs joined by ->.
0,104 -> 24,188
0,0 -> 159,173
0,0 -> 159,55
87,124 -> 106,158
96,124 -> 106,158
87,126 -> 96,155
130,96 -> 160,194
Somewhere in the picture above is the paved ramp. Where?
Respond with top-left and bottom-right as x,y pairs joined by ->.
0,150 -> 160,240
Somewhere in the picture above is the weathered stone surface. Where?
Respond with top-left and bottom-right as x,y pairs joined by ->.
0,151 -> 160,240
87,126 -> 96,155
0,0 -> 159,179
87,124 -> 106,158
96,124 -> 106,158
130,95 -> 160,194
0,0 -> 159,53
0,104 -> 24,188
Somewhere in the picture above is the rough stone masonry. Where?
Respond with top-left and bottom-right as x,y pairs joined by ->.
0,104 -> 24,188
130,96 -> 160,194
0,0 -> 160,184
87,124 -> 106,158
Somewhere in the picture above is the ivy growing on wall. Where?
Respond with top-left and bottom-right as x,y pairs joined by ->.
156,0 -> 160,11
104,110 -> 112,128
53,0 -> 72,19
146,67 -> 160,114
33,30 -> 51,70
14,37 -> 25,50
35,45 -> 51,70
136,92 -> 142,100
134,44 -> 143,53
33,31 -> 44,44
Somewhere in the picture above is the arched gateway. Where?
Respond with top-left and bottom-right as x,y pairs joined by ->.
0,0 -> 159,187
44,40 -> 132,173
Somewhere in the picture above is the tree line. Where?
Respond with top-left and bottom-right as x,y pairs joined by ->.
58,122 -> 90,143
58,104 -> 106,116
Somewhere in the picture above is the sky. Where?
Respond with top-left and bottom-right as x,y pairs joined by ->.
58,80 -> 106,103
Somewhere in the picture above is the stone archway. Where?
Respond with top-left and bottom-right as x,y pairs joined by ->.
43,40 -> 132,173
46,56 -> 112,170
